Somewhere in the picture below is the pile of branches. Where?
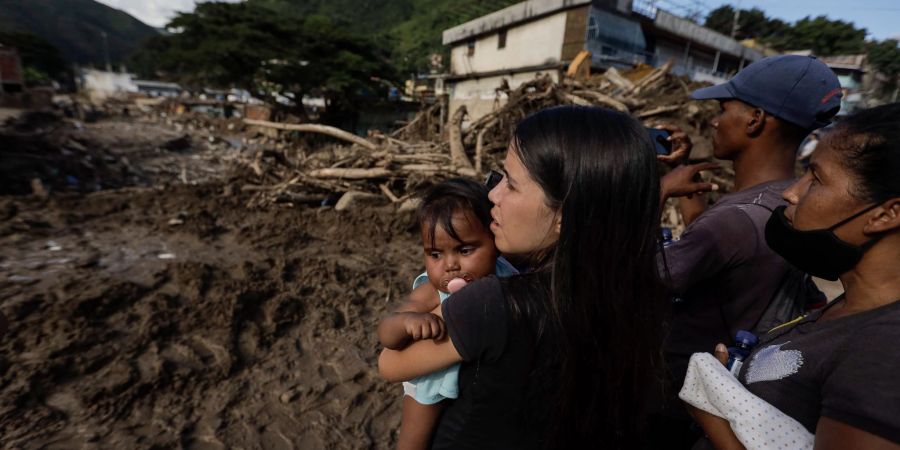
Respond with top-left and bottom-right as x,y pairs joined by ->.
234,60 -> 720,209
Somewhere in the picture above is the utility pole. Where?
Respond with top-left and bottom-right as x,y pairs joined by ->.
730,2 -> 741,39
101,31 -> 112,72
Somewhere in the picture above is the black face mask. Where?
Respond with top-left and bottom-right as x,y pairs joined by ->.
765,204 -> 883,281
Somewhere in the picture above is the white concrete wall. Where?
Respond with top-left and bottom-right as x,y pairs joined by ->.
443,0 -> 590,45
448,70 -> 560,125
449,11 -> 568,75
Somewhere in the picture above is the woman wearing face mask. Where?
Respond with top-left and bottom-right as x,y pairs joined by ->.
694,103 -> 900,449
378,106 -> 668,449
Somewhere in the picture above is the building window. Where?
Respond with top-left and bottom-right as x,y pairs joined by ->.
587,16 -> 599,40
498,29 -> 507,49
467,40 -> 475,56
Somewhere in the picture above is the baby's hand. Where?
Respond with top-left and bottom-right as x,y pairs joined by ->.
401,312 -> 446,341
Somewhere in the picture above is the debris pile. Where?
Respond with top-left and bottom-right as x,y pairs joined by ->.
0,112 -> 133,196
232,61 -> 722,213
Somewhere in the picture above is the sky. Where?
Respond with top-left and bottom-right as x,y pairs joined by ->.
95,0 -> 240,28
99,0 -> 900,41
664,0 -> 899,40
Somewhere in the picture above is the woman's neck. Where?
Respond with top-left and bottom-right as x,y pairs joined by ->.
837,243 -> 900,317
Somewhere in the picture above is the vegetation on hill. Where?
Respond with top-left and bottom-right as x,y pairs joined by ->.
0,0 -> 158,67
0,31 -> 68,86
128,0 -> 520,122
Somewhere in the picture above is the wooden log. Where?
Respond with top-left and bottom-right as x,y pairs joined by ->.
566,50 -> 592,81
632,59 -> 674,95
603,66 -> 635,91
448,106 -> 475,172
572,90 -> 630,113
475,119 -> 498,173
309,167 -> 393,179
379,183 -> 401,202
560,92 -> 593,106
243,119 -> 378,151
395,164 -> 476,177
636,105 -> 681,118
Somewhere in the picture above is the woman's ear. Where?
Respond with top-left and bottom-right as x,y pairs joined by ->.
863,199 -> 900,235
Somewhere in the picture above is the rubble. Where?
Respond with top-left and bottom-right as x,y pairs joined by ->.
222,63 -> 725,234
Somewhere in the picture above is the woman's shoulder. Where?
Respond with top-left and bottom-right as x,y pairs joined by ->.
442,276 -> 510,362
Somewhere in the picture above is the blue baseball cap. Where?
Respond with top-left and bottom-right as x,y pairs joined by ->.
692,55 -> 842,130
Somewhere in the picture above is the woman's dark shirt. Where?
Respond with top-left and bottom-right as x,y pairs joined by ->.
738,297 -> 900,443
433,276 -> 548,449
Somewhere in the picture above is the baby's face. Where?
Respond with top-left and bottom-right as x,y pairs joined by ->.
421,211 -> 498,293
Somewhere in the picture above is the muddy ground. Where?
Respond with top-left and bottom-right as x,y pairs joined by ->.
1,117 -> 421,449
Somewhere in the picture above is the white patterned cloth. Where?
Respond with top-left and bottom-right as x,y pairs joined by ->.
679,352 -> 814,450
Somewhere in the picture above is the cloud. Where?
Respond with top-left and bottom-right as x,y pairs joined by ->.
95,0 -> 241,28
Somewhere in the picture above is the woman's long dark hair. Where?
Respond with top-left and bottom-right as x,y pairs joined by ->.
834,102 -> 900,202
504,106 -> 667,448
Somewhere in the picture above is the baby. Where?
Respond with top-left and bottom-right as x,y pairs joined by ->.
377,177 -> 516,450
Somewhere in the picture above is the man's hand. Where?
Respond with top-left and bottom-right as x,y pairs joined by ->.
655,124 -> 693,166
402,312 -> 446,341
661,162 -> 720,199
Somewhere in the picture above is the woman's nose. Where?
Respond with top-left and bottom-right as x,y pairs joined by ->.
782,176 -> 809,205
488,183 -> 501,204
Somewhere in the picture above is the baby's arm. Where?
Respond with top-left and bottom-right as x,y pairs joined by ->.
378,283 -> 443,350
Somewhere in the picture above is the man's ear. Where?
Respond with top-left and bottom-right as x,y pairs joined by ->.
746,107 -> 767,136
864,198 -> 900,235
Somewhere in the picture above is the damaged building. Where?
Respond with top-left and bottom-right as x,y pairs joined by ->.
442,0 -> 765,121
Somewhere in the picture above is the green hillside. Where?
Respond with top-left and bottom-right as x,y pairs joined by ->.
0,0 -> 159,66
247,0 -> 521,72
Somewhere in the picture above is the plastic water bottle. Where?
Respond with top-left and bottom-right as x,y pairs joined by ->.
661,227 -> 674,247
727,330 -> 759,377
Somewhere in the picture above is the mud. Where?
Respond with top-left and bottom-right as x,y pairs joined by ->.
0,118 -> 423,448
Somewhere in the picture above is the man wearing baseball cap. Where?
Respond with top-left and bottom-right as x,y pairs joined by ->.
649,54 -> 841,448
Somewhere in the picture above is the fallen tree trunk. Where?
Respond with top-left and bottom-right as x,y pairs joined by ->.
632,59 -> 674,95
603,66 -> 635,91
572,90 -> 630,113
448,106 -> 476,172
309,167 -> 393,179
475,119 -> 498,173
636,105 -> 681,118
244,119 -> 378,151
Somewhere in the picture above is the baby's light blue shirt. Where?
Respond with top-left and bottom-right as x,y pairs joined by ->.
406,256 -> 517,405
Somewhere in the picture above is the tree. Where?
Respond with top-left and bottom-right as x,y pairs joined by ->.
867,39 -> 900,94
130,2 -> 398,122
704,7 -> 865,55
786,16 -> 866,55
0,31 -> 69,86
